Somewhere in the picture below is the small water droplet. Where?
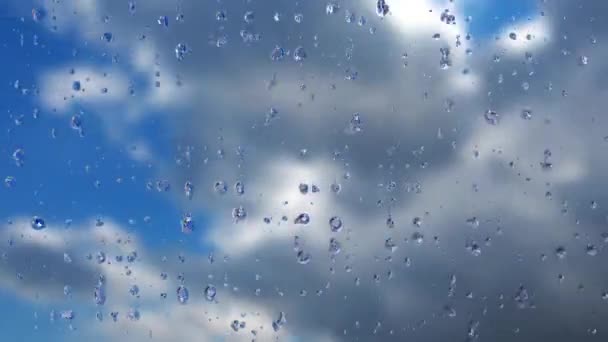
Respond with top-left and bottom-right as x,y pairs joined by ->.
555,246 -> 567,259
157,15 -> 169,27
293,46 -> 307,62
175,43 -> 189,61
176,285 -> 189,304
270,46 -> 286,61
12,148 -> 25,167
326,3 -> 339,15
243,11 -> 255,24
329,216 -> 343,232
204,284 -> 217,301
484,110 -> 499,125
214,180 -> 227,194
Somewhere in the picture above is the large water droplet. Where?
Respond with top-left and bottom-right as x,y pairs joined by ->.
484,110 -> 499,125
272,312 -> 286,331
294,213 -> 310,225
293,46 -> 307,62
376,0 -> 390,18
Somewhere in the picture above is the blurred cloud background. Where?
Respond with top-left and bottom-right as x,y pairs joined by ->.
1,0 -> 608,341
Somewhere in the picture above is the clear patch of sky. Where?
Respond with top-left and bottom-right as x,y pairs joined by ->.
0,16 -> 212,253
458,0 -> 539,37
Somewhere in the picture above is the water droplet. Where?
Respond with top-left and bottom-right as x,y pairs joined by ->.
466,217 -> 479,228
243,11 -> 255,24
96,251 -> 106,264
293,46 -> 307,62
12,148 -> 25,167
376,0 -> 390,18
176,285 -> 189,304
329,238 -> 341,255
411,232 -> 424,244
181,213 -> 194,233
484,110 -> 499,125
129,284 -> 140,297
348,113 -> 363,133
204,284 -> 217,301
329,216 -> 343,232
270,46 -> 286,61
386,216 -> 395,229
232,206 -> 247,222
127,308 -> 140,321
439,47 -> 451,69
157,15 -> 169,27
4,176 -> 15,188
412,217 -> 422,227
385,238 -> 397,252
294,213 -> 310,225
330,182 -> 341,193
216,10 -> 227,21
514,285 -> 533,309
326,3 -> 339,15
234,181 -> 245,195
175,43 -> 189,61
586,244 -> 597,256
509,32 -> 517,40
294,13 -> 303,24
184,181 -> 194,199
31,8 -> 45,22
214,180 -> 227,194
64,285 -> 72,297
555,246 -> 567,259
465,240 -> 481,256
72,80 -> 81,91
94,284 -> 106,305
60,310 -> 74,320
31,216 -> 46,230
70,114 -> 83,131
272,312 -> 286,332
231,320 -> 241,332
521,109 -> 533,120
